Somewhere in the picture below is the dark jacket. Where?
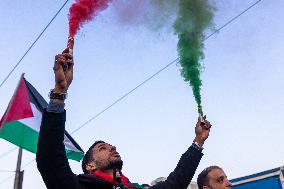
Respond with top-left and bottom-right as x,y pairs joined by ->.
37,110 -> 203,189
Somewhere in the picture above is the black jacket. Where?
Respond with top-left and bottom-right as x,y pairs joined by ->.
37,110 -> 203,189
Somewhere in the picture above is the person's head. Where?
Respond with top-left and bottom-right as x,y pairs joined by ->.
81,141 -> 123,174
141,184 -> 150,188
151,177 -> 167,186
197,166 -> 232,189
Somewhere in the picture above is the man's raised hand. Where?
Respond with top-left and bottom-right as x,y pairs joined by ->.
53,48 -> 74,93
194,115 -> 212,147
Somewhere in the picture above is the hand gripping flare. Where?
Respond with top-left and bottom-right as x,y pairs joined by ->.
63,37 -> 74,71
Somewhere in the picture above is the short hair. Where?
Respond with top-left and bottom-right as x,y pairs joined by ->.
81,140 -> 105,174
197,166 -> 222,189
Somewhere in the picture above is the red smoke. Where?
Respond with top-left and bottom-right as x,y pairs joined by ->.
69,0 -> 112,37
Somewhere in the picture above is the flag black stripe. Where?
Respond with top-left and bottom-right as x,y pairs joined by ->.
24,78 -> 47,113
23,77 -> 84,153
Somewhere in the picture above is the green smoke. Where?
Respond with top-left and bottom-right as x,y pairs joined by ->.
111,0 -> 215,115
174,0 -> 215,116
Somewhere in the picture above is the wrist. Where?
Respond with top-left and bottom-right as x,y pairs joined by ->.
50,99 -> 65,104
53,86 -> 68,93
193,137 -> 205,147
49,89 -> 68,101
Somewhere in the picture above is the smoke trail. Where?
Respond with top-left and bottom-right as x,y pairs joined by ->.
174,0 -> 215,116
69,0 -> 112,37
110,0 -> 215,115
67,0 -> 214,116
111,0 -> 178,31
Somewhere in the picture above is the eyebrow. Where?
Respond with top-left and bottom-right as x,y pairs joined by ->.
96,143 -> 107,149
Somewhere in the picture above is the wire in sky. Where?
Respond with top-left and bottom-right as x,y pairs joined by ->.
0,0 -> 70,162
0,147 -> 17,159
22,158 -> 36,170
0,173 -> 15,185
0,0 -> 263,180
71,58 -> 178,134
0,158 -> 36,186
205,0 -> 262,40
0,0 -> 70,89
71,0 -> 263,134
0,0 -> 263,162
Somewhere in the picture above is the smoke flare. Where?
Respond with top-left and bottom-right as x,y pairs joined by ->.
67,0 -> 215,116
69,0 -> 112,38
111,1 -> 215,115
174,0 -> 215,116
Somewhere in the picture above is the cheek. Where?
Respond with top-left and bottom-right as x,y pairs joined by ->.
95,156 -> 108,167
96,152 -> 111,161
210,182 -> 222,189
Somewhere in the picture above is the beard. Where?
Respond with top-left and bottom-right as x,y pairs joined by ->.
105,159 -> 123,171
96,158 -> 123,171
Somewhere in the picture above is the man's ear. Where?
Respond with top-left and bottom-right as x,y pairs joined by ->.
86,162 -> 97,173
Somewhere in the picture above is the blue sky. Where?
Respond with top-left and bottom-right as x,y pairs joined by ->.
0,0 -> 284,188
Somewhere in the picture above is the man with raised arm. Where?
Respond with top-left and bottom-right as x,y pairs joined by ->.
36,48 -> 212,189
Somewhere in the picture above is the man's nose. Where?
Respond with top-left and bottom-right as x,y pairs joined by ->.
110,145 -> 116,151
226,179 -> 232,187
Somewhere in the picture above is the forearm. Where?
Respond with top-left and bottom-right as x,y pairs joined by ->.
47,100 -> 65,113
36,110 -> 79,189
150,144 -> 203,189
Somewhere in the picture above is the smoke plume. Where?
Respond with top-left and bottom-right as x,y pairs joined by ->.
174,0 -> 215,115
69,0 -> 112,37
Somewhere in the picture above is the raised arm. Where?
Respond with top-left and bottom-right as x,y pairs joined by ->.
150,117 -> 212,189
36,49 -> 81,189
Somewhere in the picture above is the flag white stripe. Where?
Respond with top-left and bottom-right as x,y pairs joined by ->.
19,103 -> 82,153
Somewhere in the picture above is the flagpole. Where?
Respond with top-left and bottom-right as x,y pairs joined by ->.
13,148 -> 24,189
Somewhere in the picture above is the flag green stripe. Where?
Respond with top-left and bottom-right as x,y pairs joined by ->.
65,149 -> 84,162
0,121 -> 38,153
0,121 -> 83,161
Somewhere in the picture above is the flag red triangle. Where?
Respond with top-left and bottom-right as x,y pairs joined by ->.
0,75 -> 33,127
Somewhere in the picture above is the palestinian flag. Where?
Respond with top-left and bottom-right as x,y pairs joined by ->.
0,74 -> 84,161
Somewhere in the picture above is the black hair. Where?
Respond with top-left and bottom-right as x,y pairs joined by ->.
81,140 -> 105,174
197,166 -> 222,189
